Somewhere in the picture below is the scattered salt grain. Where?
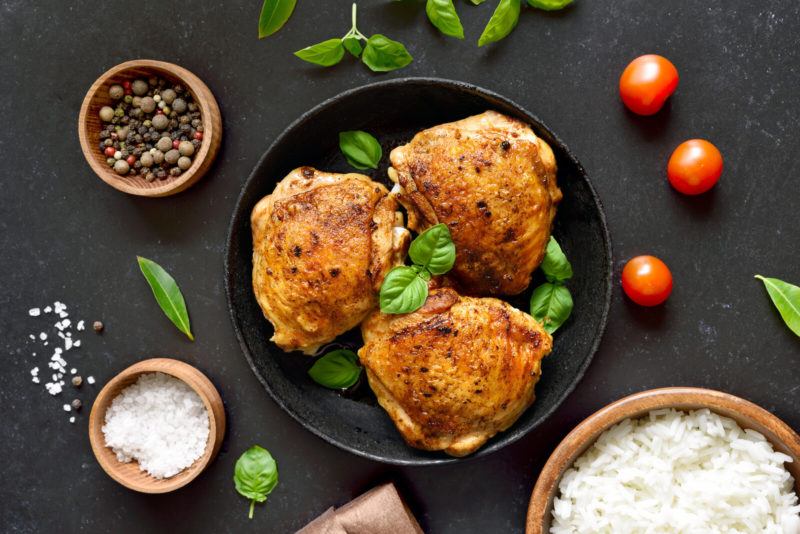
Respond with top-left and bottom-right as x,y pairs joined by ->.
102,372 -> 210,479
43,306 -> 52,313
28,308 -> 40,317
39,332 -> 47,340
77,320 -> 85,331
87,376 -> 95,385
62,404 -> 71,412
70,368 -> 77,375
69,417 -> 75,424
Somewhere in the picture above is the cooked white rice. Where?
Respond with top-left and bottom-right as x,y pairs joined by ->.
550,409 -> 800,533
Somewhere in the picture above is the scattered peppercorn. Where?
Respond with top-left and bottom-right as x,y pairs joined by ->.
93,320 -> 104,333
72,376 -> 83,387
71,399 -> 82,410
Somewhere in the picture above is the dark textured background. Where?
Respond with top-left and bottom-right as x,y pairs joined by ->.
1,1 -> 798,532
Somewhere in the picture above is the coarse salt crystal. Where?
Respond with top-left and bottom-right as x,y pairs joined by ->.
74,340 -> 81,347
77,320 -> 85,331
32,377 -> 40,384
101,372 -> 209,479
87,376 -> 95,385
39,332 -> 47,340
29,334 -> 35,340
43,306 -> 52,313
69,417 -> 75,424
30,367 -> 39,376
62,404 -> 71,412
29,308 -> 40,317
70,368 -> 77,375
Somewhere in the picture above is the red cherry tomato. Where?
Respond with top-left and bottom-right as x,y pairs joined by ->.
619,55 -> 679,115
622,255 -> 673,306
667,139 -> 723,195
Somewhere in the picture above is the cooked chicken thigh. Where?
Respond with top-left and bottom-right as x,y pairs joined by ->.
251,167 -> 409,354
359,287 -> 553,456
389,111 -> 562,296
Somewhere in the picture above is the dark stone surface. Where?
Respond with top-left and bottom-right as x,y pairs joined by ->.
1,1 -> 798,532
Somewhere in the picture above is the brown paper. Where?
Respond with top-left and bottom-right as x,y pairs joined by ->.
297,483 -> 424,534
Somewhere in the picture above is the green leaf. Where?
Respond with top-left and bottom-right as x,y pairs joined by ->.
426,0 -> 465,39
294,38 -> 346,67
343,36 -> 363,57
308,350 -> 362,389
526,0 -> 572,10
478,0 -> 521,46
409,223 -> 456,275
362,34 -> 413,72
258,0 -> 297,38
380,266 -> 429,314
540,236 -> 573,283
469,0 -> 487,4
755,275 -> 800,337
136,256 -> 193,340
339,130 -> 382,170
530,282 -> 573,334
234,445 -> 279,519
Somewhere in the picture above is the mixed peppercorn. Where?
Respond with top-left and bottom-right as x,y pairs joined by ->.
97,77 -> 204,181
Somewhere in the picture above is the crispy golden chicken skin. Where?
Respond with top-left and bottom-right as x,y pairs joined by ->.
389,111 -> 562,296
358,288 -> 553,457
251,167 -> 409,354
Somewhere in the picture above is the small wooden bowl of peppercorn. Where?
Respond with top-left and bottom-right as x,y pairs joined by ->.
78,59 -> 222,197
88,358 -> 226,493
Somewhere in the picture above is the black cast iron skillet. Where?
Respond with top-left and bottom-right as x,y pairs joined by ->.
225,78 -> 612,466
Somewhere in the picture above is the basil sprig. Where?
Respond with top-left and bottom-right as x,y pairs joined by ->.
339,131 -> 383,170
425,0 -> 465,39
234,446 -> 279,519
527,0 -> 573,10
755,275 -> 800,337
478,0 -> 521,46
258,0 -> 297,39
136,256 -> 194,340
308,349 -> 362,389
294,3 -> 412,72
380,223 -> 455,314
529,237 -> 574,334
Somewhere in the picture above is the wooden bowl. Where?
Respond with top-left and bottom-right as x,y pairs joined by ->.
526,387 -> 800,533
78,59 -> 222,197
88,358 -> 226,493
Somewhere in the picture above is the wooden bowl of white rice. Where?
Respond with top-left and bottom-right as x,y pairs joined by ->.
527,387 -> 800,533
88,358 -> 226,493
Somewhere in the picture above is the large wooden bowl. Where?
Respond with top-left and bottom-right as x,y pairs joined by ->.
526,387 -> 800,533
78,59 -> 222,197
88,358 -> 226,493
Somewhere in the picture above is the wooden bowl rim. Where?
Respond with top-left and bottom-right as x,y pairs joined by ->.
526,386 -> 800,533
77,59 -> 221,197
88,357 -> 225,493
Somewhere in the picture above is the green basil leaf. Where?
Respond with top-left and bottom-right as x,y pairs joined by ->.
339,130 -> 382,170
380,266 -> 429,314
469,0 -> 487,4
234,445 -> 279,519
362,34 -> 413,72
530,282 -> 573,334
426,0 -> 465,39
136,256 -> 193,340
478,0 -> 521,46
343,36 -> 363,57
294,38 -> 346,67
408,223 -> 456,275
526,0 -> 572,10
308,349 -> 362,389
755,275 -> 800,337
258,0 -> 297,38
540,236 -> 573,283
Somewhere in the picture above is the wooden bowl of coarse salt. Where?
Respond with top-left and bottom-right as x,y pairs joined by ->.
88,358 -> 225,493
527,387 -> 800,533
78,59 -> 222,197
